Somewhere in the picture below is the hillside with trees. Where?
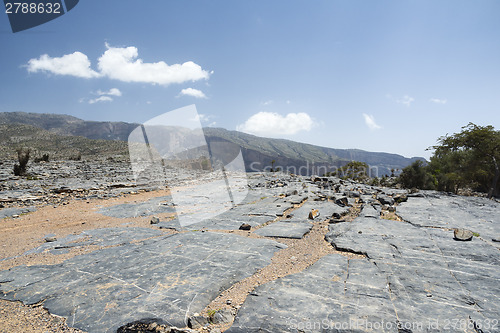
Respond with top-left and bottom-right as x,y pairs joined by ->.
399,123 -> 500,198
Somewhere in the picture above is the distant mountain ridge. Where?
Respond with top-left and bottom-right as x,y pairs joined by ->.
0,111 -> 424,175
0,111 -> 137,141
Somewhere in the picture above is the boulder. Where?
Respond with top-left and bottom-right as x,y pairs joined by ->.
454,228 -> 474,241
239,223 -> 251,231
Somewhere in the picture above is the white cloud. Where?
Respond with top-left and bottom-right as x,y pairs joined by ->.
88,96 -> 113,104
26,52 -> 101,79
96,88 -> 122,96
25,43 -> 211,86
396,95 -> 415,107
262,100 -> 273,106
179,88 -> 207,99
190,113 -> 213,122
362,113 -> 381,130
430,98 -> 447,104
97,43 -> 210,85
237,112 -> 314,136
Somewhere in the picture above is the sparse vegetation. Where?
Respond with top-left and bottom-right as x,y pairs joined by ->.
13,148 -> 30,176
325,161 -> 370,182
398,123 -> 500,198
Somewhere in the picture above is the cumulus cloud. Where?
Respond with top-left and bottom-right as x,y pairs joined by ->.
97,43 -> 210,85
362,113 -> 381,130
96,88 -> 122,96
25,43 -> 211,86
430,98 -> 447,104
396,95 -> 415,107
237,112 -> 314,136
179,88 -> 207,99
88,96 -> 113,104
26,52 -> 100,78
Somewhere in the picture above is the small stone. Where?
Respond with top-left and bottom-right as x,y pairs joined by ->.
335,197 -> 348,207
45,236 -> 57,242
308,209 -> 320,220
454,228 -> 473,241
148,322 -> 158,330
150,216 -> 160,224
12,214 -> 19,218
239,223 -> 251,231
226,299 -> 232,305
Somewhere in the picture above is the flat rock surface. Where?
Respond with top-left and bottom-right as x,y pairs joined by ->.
254,221 -> 313,239
1,170 -> 499,333
230,195 -> 500,332
98,196 -> 176,218
397,191 -> 500,242
0,206 -> 36,219
0,230 -> 285,333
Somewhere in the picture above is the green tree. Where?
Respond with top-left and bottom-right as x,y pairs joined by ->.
398,160 -> 435,190
431,123 -> 500,198
333,161 -> 369,181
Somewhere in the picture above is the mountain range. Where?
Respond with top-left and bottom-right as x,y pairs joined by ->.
0,111 -> 424,176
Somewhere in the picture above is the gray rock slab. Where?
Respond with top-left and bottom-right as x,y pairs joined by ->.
98,196 -> 176,218
228,254 -> 398,333
288,201 -> 348,221
0,231 -> 286,333
324,199 -> 499,332
0,206 -> 36,219
397,192 -> 500,242
23,227 -> 164,256
253,222 -> 313,239
229,194 -> 500,332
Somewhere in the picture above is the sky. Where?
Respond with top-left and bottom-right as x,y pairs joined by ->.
0,0 -> 499,160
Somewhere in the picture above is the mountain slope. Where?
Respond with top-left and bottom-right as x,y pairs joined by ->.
0,123 -> 128,160
0,112 -> 137,141
0,111 -> 424,175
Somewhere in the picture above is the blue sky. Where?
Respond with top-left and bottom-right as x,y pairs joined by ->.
1,0 -> 499,159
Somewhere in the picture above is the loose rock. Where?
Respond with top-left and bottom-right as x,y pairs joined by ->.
454,228 -> 474,241
238,223 -> 251,231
